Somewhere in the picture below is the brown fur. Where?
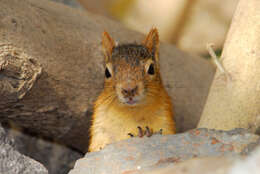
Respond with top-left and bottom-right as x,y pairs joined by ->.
89,28 -> 176,152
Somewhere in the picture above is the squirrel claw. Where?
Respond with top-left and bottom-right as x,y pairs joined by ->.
127,126 -> 158,138
159,129 -> 163,135
137,126 -> 144,137
144,126 -> 152,137
128,133 -> 134,138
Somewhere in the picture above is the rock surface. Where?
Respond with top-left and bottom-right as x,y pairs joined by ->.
144,156 -> 235,174
143,145 -> 260,174
3,123 -> 83,174
0,124 -> 48,174
69,128 -> 260,174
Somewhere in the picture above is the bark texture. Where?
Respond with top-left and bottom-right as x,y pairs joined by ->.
0,0 -> 214,152
0,44 -> 42,104
198,0 -> 260,132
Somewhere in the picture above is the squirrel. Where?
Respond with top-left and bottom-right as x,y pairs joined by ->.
88,28 -> 176,152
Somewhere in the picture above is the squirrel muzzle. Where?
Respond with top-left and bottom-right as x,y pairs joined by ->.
116,79 -> 145,106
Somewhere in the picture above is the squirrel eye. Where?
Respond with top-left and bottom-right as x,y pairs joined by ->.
147,63 -> 155,75
105,67 -> 112,78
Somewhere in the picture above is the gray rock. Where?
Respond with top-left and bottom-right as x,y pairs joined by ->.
141,144 -> 260,174
69,128 -> 260,174
0,125 -> 48,174
3,124 -> 83,174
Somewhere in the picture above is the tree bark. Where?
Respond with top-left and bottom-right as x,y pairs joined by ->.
0,0 -> 214,152
198,0 -> 260,132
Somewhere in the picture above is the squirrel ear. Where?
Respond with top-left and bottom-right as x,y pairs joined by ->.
102,31 -> 115,62
142,28 -> 159,61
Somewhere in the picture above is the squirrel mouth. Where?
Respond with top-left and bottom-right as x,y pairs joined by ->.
125,97 -> 137,105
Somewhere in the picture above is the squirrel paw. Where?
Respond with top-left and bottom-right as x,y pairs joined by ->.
128,126 -> 161,138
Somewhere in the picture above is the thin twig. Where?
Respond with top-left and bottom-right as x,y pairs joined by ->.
207,43 -> 231,81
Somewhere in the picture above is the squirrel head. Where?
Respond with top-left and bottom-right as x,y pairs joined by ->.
101,28 -> 162,106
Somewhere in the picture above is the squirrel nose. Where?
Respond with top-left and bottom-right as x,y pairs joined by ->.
121,86 -> 138,97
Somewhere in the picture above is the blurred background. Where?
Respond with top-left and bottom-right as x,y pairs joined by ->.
53,0 -> 239,57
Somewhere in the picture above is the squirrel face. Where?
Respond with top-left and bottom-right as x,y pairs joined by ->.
101,28 -> 162,106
